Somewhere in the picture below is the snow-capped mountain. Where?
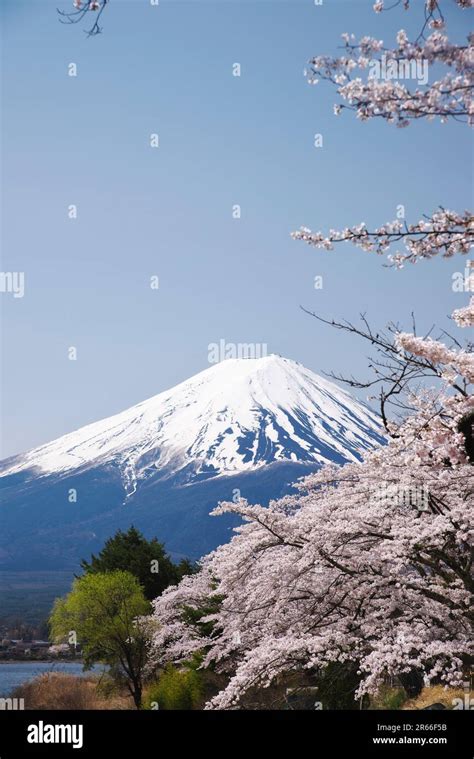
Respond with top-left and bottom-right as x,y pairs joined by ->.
0,356 -> 384,489
0,356 -> 384,571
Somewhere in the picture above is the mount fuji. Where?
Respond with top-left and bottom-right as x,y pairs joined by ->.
0,356 -> 385,570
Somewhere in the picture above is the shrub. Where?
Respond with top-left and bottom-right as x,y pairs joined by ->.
144,666 -> 203,710
11,672 -> 132,710
11,673 -> 101,710
371,685 -> 408,710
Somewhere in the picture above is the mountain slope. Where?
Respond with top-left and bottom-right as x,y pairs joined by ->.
0,356 -> 384,486
0,356 -> 385,570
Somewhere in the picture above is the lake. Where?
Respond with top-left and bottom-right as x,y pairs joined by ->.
0,661 -> 103,696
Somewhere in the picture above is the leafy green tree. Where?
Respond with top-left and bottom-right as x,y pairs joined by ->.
80,526 -> 194,601
50,571 -> 151,709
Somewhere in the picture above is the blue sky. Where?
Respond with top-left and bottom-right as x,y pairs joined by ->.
1,0 -> 472,457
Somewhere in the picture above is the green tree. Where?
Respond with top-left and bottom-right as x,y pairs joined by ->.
80,526 -> 194,601
50,571 -> 151,709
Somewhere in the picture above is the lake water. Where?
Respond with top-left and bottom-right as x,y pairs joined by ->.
0,661 -> 102,696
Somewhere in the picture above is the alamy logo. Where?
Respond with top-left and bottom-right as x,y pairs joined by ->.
452,683 -> 474,710
372,483 -> 430,513
0,697 -> 24,710
0,271 -> 25,298
368,55 -> 428,86
208,339 -> 268,364
452,262 -> 474,293
452,694 -> 474,710
27,721 -> 84,750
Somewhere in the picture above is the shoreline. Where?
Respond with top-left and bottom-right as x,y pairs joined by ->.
0,659 -> 84,664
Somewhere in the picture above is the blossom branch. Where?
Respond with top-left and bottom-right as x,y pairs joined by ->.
292,209 -> 473,267
57,0 -> 109,37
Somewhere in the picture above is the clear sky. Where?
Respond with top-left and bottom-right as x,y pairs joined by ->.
1,0 -> 472,458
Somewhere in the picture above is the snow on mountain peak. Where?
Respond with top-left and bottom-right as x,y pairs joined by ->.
0,355 -> 385,489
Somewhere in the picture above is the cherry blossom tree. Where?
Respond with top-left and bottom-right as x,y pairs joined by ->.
148,280 -> 473,708
149,318 -> 473,707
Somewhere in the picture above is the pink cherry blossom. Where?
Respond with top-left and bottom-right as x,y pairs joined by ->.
292,209 -> 473,267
